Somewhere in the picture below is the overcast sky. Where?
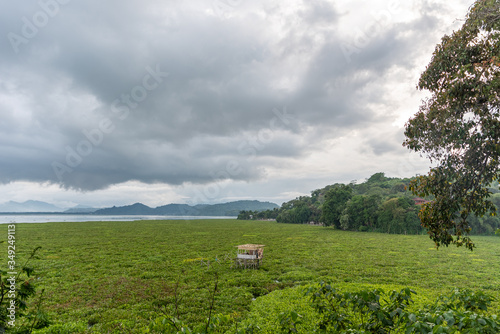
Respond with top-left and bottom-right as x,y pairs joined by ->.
0,0 -> 473,208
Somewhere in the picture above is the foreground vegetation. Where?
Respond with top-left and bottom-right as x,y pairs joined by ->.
2,219 -> 499,333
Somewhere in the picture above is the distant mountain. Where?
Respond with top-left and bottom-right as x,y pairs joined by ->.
94,203 -> 153,215
192,200 -> 279,216
64,205 -> 97,214
0,200 -> 63,213
0,200 -> 279,216
93,200 -> 279,216
153,204 -> 201,216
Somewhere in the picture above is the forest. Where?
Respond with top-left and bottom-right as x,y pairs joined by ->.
238,173 -> 500,235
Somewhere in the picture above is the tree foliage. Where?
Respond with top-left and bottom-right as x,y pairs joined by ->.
339,194 -> 381,231
1,246 -> 49,333
238,208 -> 279,220
240,171 -> 500,235
320,185 -> 353,228
277,200 -> 314,225
404,0 -> 500,250
306,283 -> 500,334
377,197 -> 421,235
270,173 -> 427,234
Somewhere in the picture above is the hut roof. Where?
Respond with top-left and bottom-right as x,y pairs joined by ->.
236,244 -> 265,250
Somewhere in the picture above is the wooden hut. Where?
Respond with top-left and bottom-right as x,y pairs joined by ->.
234,244 -> 265,269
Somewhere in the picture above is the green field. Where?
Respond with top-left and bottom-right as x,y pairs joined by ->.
3,219 -> 500,333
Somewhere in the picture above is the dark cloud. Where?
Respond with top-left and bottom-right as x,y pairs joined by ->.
0,0 -> 466,192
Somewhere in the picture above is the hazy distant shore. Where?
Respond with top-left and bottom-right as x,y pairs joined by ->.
0,214 -> 236,223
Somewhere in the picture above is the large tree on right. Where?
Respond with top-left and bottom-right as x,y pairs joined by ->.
404,0 -> 500,250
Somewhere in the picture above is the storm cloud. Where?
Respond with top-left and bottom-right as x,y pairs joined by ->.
0,0 -> 472,205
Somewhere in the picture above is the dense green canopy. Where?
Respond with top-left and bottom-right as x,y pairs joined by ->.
404,0 -> 500,249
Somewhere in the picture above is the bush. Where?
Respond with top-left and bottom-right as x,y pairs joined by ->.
1,246 -> 49,333
33,322 -> 87,334
237,286 -> 317,334
237,284 -> 500,334
307,283 -> 500,334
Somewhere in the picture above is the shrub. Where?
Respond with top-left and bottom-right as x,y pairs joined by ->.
32,322 -> 87,334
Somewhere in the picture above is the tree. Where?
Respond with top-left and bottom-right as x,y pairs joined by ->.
320,185 -> 352,228
404,0 -> 500,250
276,198 -> 315,224
339,195 -> 381,231
376,197 -> 421,234
237,210 -> 253,220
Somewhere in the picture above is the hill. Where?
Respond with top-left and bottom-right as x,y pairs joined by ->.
94,203 -> 153,215
93,200 -> 278,216
64,205 -> 97,213
244,172 -> 500,235
0,200 -> 62,213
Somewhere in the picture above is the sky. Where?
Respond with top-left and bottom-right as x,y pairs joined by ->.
0,0 -> 473,209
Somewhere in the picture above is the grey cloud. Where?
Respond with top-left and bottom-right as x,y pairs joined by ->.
360,127 -> 407,156
363,137 -> 402,156
0,0 -> 455,191
299,0 -> 339,25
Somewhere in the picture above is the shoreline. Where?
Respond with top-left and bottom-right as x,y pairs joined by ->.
0,214 -> 237,223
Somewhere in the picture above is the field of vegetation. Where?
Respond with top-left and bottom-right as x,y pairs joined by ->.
3,219 -> 500,333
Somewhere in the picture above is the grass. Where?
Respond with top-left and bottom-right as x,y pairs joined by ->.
2,219 -> 500,332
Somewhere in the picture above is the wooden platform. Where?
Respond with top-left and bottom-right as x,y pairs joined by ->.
234,244 -> 265,269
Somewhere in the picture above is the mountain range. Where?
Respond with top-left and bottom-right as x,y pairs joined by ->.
93,200 -> 278,216
0,200 -> 63,213
0,200 -> 278,216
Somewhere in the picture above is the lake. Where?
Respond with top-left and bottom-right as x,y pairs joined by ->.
0,214 -> 236,223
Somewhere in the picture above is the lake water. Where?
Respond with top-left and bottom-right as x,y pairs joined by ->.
0,215 -> 236,223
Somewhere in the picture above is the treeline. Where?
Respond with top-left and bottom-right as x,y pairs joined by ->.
275,173 -> 422,234
238,173 -> 500,235
237,208 -> 279,220
469,184 -> 500,234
